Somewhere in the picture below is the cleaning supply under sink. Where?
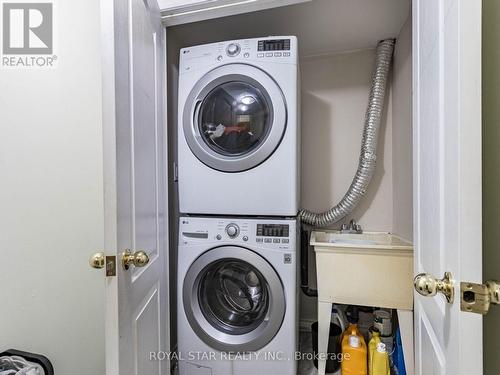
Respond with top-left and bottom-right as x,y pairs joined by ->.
372,343 -> 390,375
368,328 -> 381,374
374,309 -> 392,337
341,306 -> 361,341
341,324 -> 367,375
392,327 -> 407,375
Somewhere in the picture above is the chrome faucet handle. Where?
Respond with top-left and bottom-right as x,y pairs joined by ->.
348,219 -> 357,230
340,219 -> 363,234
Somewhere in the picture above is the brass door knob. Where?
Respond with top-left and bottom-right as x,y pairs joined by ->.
414,271 -> 454,303
89,252 -> 105,269
122,249 -> 150,270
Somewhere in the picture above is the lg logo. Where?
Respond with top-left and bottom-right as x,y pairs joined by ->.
2,2 -> 53,55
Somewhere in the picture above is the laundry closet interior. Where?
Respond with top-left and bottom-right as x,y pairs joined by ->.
164,0 -> 413,374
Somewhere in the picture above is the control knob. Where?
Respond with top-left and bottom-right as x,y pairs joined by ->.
225,223 -> 240,238
226,43 -> 241,57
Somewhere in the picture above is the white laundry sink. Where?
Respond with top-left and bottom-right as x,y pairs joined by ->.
311,230 -> 414,310
312,231 -> 412,248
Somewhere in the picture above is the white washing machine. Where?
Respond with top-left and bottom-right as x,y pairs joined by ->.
177,36 -> 300,216
177,216 -> 298,375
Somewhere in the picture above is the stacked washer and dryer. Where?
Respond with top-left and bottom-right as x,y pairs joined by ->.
177,36 -> 300,375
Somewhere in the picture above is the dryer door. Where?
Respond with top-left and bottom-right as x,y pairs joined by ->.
183,64 -> 287,172
183,246 -> 286,352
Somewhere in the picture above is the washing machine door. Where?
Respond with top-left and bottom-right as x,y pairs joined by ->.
183,64 -> 287,172
183,246 -> 286,352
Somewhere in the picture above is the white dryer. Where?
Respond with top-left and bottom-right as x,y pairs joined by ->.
177,216 -> 298,375
177,37 -> 300,216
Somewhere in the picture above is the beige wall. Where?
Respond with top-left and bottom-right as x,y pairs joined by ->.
392,16 -> 413,242
482,1 -> 500,374
300,48 -> 394,233
300,18 -> 413,242
0,1 -> 105,374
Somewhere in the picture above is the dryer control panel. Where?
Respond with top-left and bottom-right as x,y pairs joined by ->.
179,36 -> 298,73
179,216 -> 297,250
258,38 -> 291,52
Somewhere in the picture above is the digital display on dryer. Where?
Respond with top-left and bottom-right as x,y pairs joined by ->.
258,39 -> 291,51
256,224 -> 289,237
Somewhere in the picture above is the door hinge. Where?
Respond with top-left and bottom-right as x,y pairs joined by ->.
460,280 -> 500,315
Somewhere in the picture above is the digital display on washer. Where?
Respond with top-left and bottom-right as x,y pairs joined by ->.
256,224 -> 289,237
258,39 -> 291,52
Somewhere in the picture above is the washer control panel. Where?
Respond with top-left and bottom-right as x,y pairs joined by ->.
179,216 -> 296,249
256,223 -> 289,237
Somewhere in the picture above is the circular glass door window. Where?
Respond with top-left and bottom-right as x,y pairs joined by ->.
182,246 -> 286,352
198,259 -> 269,335
198,82 -> 271,157
183,65 -> 287,172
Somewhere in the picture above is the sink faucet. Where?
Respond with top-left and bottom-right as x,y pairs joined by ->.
340,219 -> 363,234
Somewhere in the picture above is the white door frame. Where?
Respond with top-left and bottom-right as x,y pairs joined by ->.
101,0 -> 120,370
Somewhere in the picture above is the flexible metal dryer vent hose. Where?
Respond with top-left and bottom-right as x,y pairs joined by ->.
299,39 -> 395,227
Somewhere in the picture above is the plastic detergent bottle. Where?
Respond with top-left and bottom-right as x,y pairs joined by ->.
341,326 -> 367,375
372,342 -> 390,375
341,306 -> 362,342
368,328 -> 381,374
